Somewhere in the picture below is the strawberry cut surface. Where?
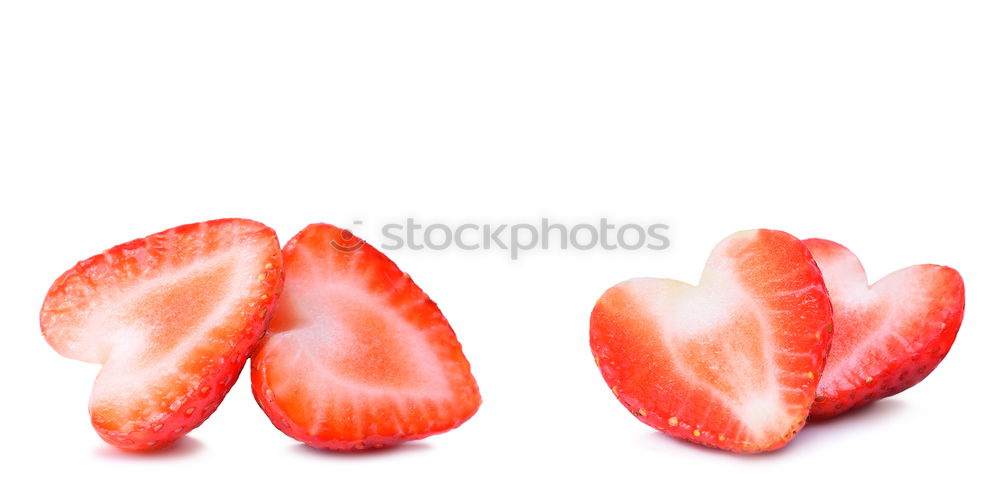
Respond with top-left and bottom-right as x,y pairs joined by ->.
251,223 -> 480,450
590,229 -> 833,453
803,239 -> 964,420
40,218 -> 283,450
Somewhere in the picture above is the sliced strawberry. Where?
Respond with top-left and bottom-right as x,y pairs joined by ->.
803,238 -> 964,420
40,219 -> 283,450
251,223 -> 480,450
590,229 -> 833,453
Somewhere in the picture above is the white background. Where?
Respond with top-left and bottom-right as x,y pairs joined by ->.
1,1 -> 997,476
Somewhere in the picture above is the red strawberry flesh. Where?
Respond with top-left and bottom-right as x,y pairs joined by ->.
591,229 -> 833,453
251,223 -> 480,451
804,238 -> 964,419
40,219 -> 283,450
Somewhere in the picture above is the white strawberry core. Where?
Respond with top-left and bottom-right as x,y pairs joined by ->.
819,265 -> 933,392
263,269 -> 451,404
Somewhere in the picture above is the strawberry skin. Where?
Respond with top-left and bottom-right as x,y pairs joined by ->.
804,239 -> 964,420
40,219 -> 283,450
251,223 -> 480,451
591,229 -> 833,453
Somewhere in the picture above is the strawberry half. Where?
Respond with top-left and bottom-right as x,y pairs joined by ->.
251,223 -> 480,451
803,239 -> 964,420
590,229 -> 833,453
40,219 -> 283,450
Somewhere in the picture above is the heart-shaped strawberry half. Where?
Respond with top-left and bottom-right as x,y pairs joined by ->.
590,229 -> 834,453
40,219 -> 283,450
803,239 -> 964,420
